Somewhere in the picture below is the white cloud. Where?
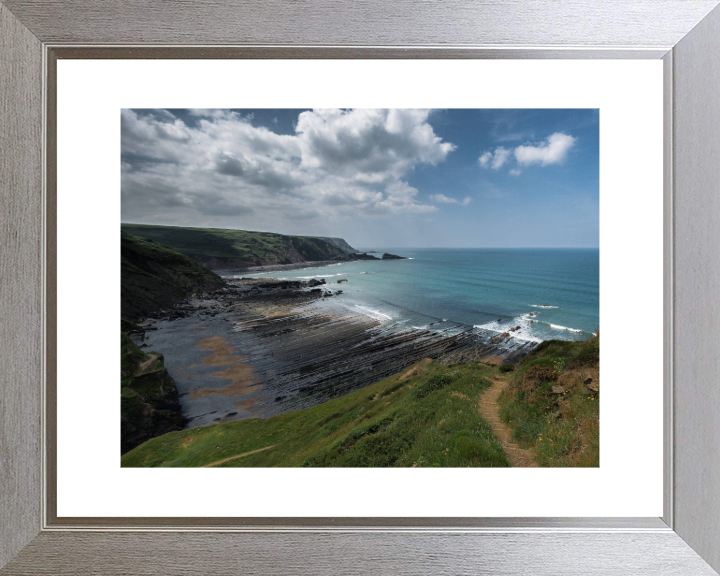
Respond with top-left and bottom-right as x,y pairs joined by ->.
491,147 -> 511,169
514,132 -> 576,166
188,109 -> 237,120
509,169 -> 521,176
430,194 -> 471,206
122,109 -> 454,226
478,146 -> 511,170
378,181 -> 437,213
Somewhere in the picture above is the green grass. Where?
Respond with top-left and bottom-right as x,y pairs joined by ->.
497,334 -> 600,467
121,360 -> 510,468
121,223 -> 355,262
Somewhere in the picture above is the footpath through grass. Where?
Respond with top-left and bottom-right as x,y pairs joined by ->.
497,334 -> 600,467
121,360 -> 510,468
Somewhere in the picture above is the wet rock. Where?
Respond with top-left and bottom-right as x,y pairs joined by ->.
349,252 -> 379,260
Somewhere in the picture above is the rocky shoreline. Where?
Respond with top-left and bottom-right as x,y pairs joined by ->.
214,251 -> 405,275
216,260 -> 346,275
130,276 -> 540,429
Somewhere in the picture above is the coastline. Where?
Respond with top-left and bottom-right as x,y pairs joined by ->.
216,258 -> 361,275
136,276 -> 540,429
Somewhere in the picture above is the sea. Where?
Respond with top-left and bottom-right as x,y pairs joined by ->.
226,248 -> 599,343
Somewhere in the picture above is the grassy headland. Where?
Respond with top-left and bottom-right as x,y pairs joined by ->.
121,223 -> 356,269
497,334 -> 600,467
121,359 -> 511,468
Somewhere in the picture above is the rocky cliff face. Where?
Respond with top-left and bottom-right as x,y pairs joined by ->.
310,236 -> 357,254
120,224 -> 358,271
121,333 -> 185,454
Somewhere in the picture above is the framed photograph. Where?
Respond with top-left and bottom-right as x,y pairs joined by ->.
2,1 -> 720,574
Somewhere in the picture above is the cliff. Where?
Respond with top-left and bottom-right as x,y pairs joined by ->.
121,333 -> 185,454
121,223 -> 358,270
308,236 -> 356,254
121,231 -> 225,321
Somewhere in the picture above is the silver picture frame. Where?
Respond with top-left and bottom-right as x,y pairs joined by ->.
2,1 -> 720,574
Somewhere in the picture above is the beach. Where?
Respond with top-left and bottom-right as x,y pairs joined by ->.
130,248 -> 598,430
136,272 -> 542,429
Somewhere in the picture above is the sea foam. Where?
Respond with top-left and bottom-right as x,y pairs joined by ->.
473,317 -> 542,343
353,304 -> 392,321
550,324 -> 582,333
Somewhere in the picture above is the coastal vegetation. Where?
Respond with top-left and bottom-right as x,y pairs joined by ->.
121,359 -> 511,468
121,333 -> 185,454
122,231 -> 225,320
497,334 -> 600,467
121,223 -> 357,269
121,231 -> 226,451
118,227 -> 598,468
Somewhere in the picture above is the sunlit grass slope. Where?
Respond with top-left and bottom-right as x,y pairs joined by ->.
498,335 -> 600,467
121,360 -> 510,468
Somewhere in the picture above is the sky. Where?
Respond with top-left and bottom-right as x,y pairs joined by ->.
121,108 -> 599,248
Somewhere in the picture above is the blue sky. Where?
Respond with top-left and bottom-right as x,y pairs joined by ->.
121,109 -> 598,248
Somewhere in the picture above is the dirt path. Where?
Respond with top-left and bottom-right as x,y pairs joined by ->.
201,445 -> 277,468
136,353 -> 161,375
478,376 -> 537,467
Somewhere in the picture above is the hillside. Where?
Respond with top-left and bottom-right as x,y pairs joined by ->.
121,231 -> 225,320
121,359 -> 511,468
307,236 -> 356,254
497,334 -> 600,467
121,224 -> 357,270
121,333 -> 185,454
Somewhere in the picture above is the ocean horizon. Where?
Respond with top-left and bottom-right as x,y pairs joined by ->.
228,247 -> 599,343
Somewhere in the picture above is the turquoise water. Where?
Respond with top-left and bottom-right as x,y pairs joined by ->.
229,248 -> 599,342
